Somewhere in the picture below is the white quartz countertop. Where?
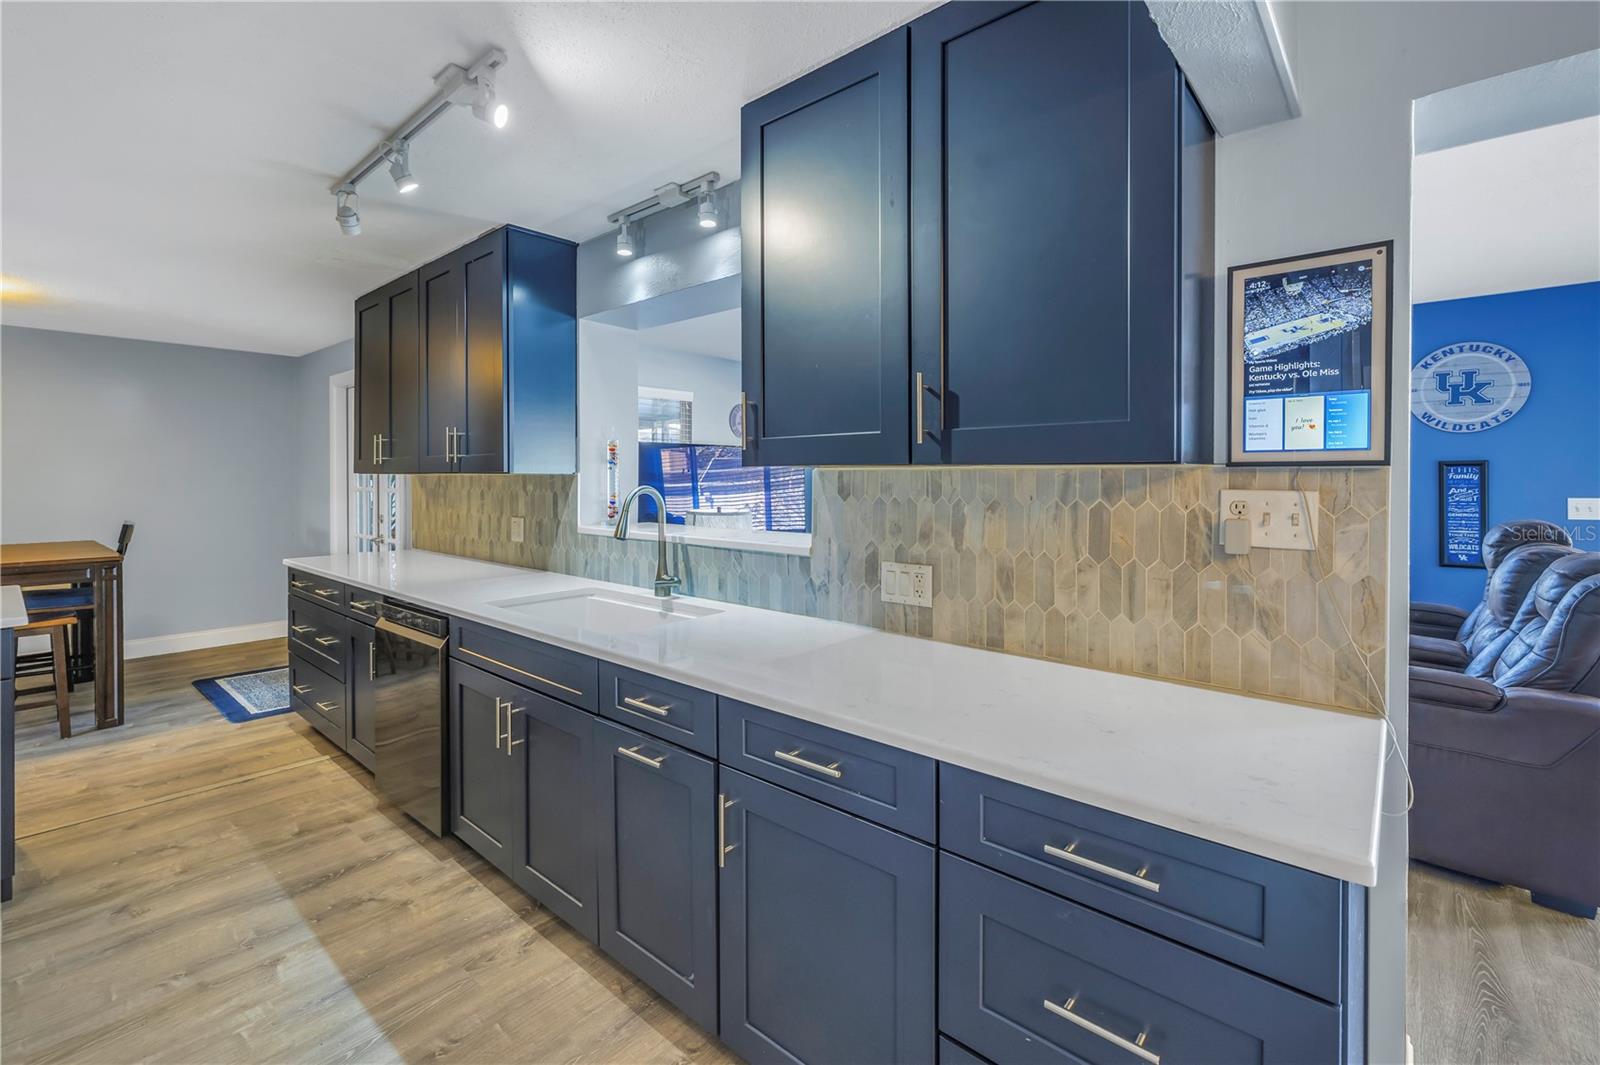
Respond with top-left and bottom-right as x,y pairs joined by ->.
285,549 -> 1388,885
1,585 -> 27,629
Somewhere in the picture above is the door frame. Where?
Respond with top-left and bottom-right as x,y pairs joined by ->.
330,370 -> 355,554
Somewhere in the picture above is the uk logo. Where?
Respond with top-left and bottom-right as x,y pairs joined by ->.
1412,342 -> 1531,432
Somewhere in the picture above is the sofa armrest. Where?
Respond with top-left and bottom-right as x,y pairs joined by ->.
1410,634 -> 1470,670
1411,601 -> 1469,640
1411,667 -> 1600,766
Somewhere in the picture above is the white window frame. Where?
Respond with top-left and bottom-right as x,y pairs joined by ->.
330,371 -> 408,556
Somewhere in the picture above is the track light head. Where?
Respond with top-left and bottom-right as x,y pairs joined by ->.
697,192 -> 719,229
470,74 -> 509,129
616,221 -> 636,258
386,142 -> 419,194
335,186 -> 361,237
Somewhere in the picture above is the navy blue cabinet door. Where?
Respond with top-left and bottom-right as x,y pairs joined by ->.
741,28 -> 910,466
718,767 -> 935,1065
421,231 -> 506,473
353,271 -> 420,474
448,661 -> 520,875
511,688 -> 598,942
910,2 -> 1194,464
594,718 -> 718,1030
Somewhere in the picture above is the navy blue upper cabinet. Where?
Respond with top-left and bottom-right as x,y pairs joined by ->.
911,2 -> 1210,465
740,28 -> 911,467
718,767 -> 936,1065
411,225 -> 576,475
740,3 -> 1211,467
353,271 -> 420,474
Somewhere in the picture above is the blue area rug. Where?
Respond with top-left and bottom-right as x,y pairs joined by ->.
193,667 -> 292,723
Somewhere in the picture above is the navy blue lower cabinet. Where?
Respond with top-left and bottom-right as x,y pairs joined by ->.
448,662 -> 523,876
594,718 -> 718,1031
939,854 -> 1345,1065
939,1036 -> 994,1065
511,688 -> 599,942
718,767 -> 936,1064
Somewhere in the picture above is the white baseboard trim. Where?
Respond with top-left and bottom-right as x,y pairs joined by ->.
125,621 -> 286,660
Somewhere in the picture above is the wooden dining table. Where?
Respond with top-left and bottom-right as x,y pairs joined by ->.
0,541 -> 125,729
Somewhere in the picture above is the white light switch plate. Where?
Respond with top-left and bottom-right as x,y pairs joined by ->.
881,562 -> 933,607
1570,498 -> 1600,521
1217,490 -> 1318,551
510,517 -> 526,543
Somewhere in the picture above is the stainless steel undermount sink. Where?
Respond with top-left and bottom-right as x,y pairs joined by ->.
487,589 -> 722,634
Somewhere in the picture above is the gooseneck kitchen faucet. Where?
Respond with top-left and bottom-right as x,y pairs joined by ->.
613,485 -> 682,598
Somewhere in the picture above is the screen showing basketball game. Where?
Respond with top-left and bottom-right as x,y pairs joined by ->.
1239,261 -> 1375,454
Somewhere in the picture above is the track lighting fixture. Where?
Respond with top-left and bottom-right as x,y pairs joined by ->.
386,142 -> 419,194
328,47 -> 509,234
605,172 -> 721,253
335,186 -> 361,237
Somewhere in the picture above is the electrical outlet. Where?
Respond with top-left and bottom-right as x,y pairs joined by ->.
1217,490 -> 1317,551
510,517 -> 525,544
1570,498 -> 1600,521
881,562 -> 934,607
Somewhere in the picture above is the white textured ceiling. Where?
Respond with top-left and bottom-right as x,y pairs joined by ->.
0,1 -> 928,355
1412,116 -> 1600,303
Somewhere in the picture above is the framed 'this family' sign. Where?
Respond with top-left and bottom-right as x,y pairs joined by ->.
1439,460 -> 1489,568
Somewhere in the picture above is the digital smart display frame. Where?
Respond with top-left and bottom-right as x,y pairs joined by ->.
1227,241 -> 1393,466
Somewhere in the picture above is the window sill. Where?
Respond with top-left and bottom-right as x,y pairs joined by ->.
575,520 -> 812,557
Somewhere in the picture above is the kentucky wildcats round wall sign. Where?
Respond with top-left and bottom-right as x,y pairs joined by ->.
1411,341 -> 1531,433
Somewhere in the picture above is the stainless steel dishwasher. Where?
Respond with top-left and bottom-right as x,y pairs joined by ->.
373,598 -> 449,835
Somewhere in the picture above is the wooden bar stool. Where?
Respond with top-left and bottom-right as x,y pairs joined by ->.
16,614 -> 78,738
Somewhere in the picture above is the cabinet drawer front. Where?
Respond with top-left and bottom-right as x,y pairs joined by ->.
719,767 -> 935,1065
939,855 -> 1342,1065
594,718 -> 718,1031
719,700 -> 936,840
288,598 -> 348,681
598,662 -> 717,757
344,591 -> 382,623
288,570 -> 347,611
289,654 -> 347,742
451,619 -> 597,712
940,765 -> 1347,1001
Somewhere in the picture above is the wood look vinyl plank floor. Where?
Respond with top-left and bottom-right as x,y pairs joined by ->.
1408,862 -> 1600,1065
2,639 -> 737,1065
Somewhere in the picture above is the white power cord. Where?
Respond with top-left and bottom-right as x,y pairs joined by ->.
1292,469 -> 1415,816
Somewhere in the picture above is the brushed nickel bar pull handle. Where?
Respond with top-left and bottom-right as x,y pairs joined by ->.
1042,842 -> 1160,892
738,391 -> 750,449
505,706 -> 524,756
291,580 -> 312,589
455,646 -> 585,698
454,428 -> 465,464
314,635 -> 339,646
622,695 -> 671,717
376,434 -> 388,465
368,640 -> 376,682
315,587 -> 339,597
315,701 -> 341,714
718,793 -> 740,868
292,684 -> 313,695
618,745 -> 665,769
773,749 -> 842,779
1042,997 -> 1160,1064
914,371 -> 927,445
351,599 -> 377,610
493,696 -> 505,752
291,624 -> 315,633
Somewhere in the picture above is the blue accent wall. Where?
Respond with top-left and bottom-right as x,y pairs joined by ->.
1411,281 -> 1600,607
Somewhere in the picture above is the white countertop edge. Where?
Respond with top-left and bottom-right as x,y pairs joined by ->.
1,585 -> 28,629
285,550 -> 1385,886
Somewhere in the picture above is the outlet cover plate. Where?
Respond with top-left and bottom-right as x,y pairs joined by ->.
1570,498 -> 1600,521
881,562 -> 933,607
1217,490 -> 1317,551
510,517 -> 526,544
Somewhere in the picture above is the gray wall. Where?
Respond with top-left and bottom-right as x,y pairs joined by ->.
292,338 -> 354,556
0,326 -> 301,640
